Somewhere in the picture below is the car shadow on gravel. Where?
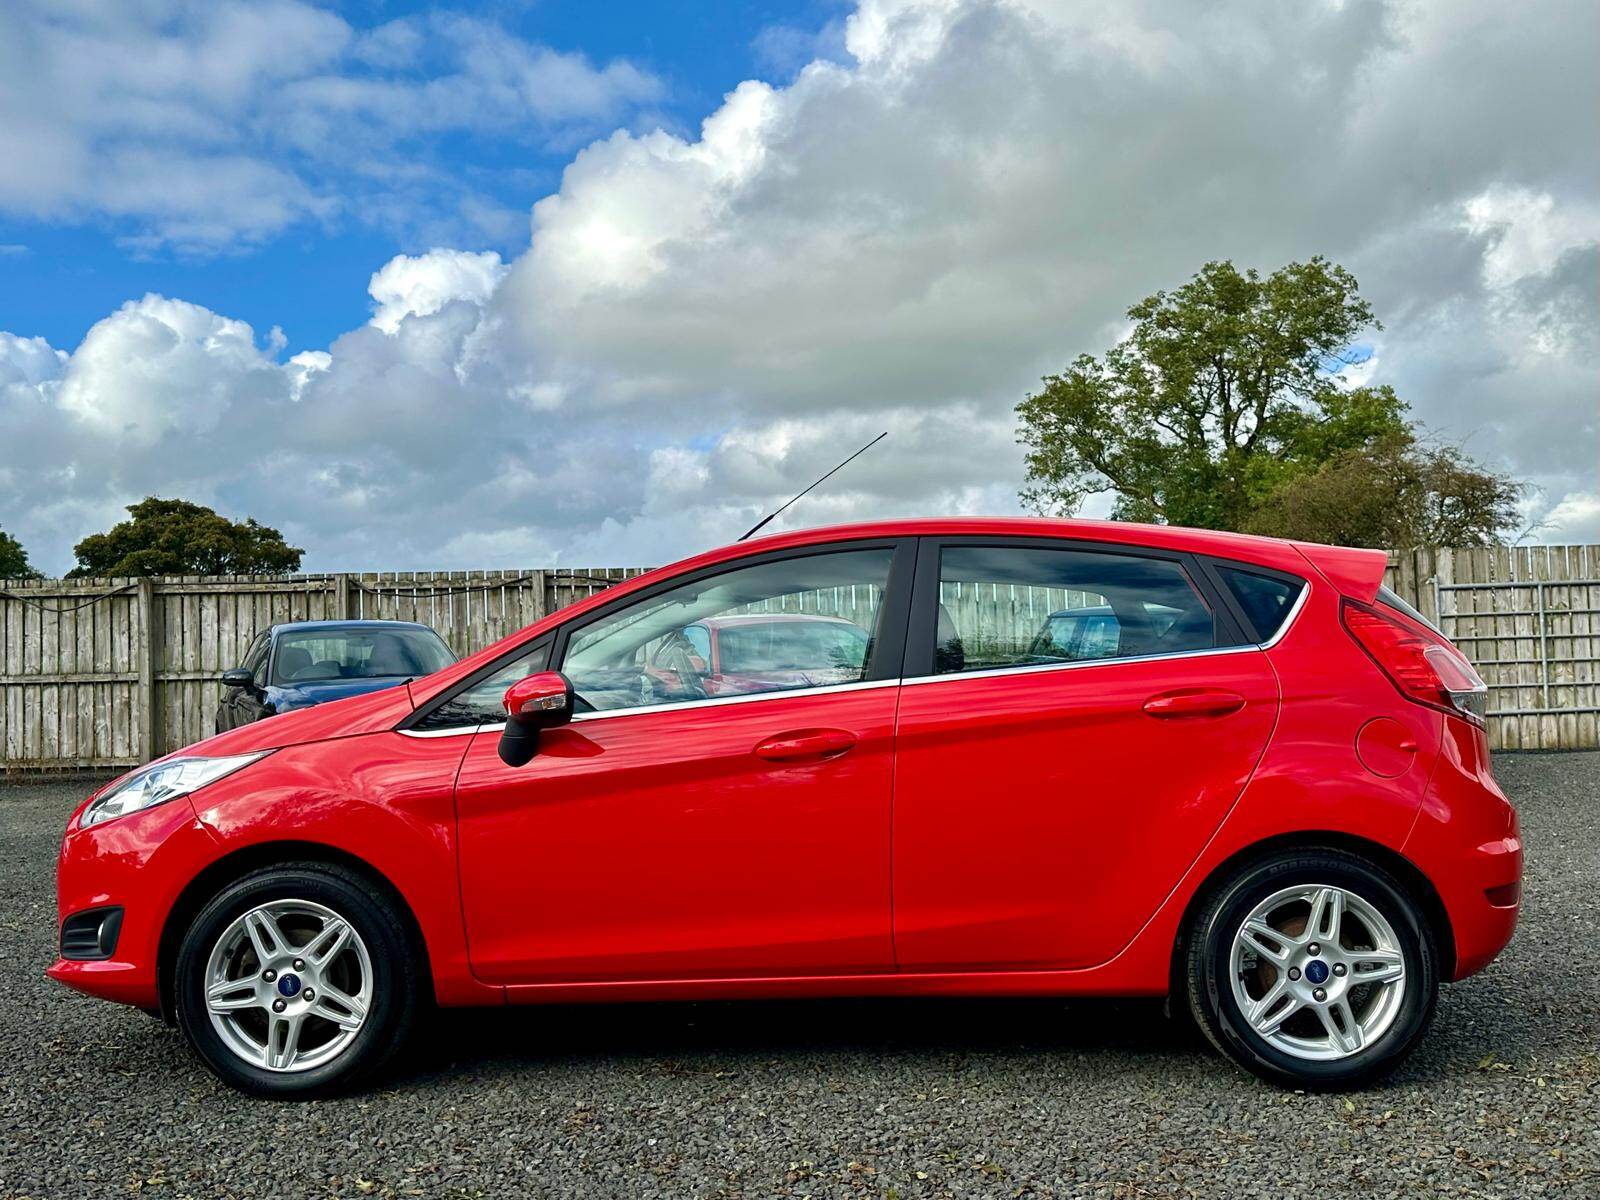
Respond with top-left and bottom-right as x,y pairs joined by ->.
379,963 -> 1537,1093
395,995 -> 1204,1083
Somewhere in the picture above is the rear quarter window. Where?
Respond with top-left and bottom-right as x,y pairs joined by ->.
1217,566 -> 1305,643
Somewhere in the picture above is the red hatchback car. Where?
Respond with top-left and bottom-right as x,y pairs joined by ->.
49,519 -> 1521,1095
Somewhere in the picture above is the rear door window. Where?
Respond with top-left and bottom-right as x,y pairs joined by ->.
930,544 -> 1219,674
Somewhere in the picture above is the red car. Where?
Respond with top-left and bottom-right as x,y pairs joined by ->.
649,613 -> 871,696
49,519 -> 1520,1095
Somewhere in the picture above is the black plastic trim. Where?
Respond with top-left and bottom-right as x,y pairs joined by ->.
400,636 -> 553,732
60,906 -> 123,961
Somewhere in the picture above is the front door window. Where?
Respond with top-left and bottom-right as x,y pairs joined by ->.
561,547 -> 894,711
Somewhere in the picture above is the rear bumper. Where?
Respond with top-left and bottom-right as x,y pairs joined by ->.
1404,720 -> 1521,981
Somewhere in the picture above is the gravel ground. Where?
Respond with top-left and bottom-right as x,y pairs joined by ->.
1,754 -> 1596,1199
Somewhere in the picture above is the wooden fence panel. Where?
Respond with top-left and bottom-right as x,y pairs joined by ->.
0,568 -> 663,774
0,579 -> 142,771
5,546 -> 1600,774
1386,544 -> 1600,751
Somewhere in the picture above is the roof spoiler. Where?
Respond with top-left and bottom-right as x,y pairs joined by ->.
1291,542 -> 1388,603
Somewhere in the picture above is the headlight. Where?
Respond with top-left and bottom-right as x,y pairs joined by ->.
79,753 -> 270,829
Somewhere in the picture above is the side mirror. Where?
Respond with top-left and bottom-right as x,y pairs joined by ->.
220,668 -> 254,689
498,671 -> 575,766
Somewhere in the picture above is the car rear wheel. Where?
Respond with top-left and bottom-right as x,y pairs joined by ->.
1183,849 -> 1439,1089
174,864 -> 418,1097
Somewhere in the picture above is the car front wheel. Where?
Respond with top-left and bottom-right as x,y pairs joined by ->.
174,863 -> 418,1097
1183,849 -> 1439,1089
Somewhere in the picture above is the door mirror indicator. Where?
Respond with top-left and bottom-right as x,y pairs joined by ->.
498,671 -> 575,766
220,668 -> 253,689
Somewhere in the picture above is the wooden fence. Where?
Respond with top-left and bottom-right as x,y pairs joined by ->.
0,570 -> 644,774
3,544 -> 1596,774
1385,546 -> 1600,752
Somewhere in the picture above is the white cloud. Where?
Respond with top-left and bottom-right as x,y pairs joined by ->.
368,250 -> 509,334
1463,186 -> 1600,289
0,0 -> 1596,573
0,332 -> 65,388
0,1 -> 663,250
1541,492 -> 1600,543
55,297 -> 287,443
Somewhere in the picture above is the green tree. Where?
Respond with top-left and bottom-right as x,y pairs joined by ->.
1016,257 -> 1522,546
68,498 -> 303,578
0,527 -> 43,580
1245,435 -> 1523,548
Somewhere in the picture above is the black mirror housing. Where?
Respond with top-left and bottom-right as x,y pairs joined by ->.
220,668 -> 254,689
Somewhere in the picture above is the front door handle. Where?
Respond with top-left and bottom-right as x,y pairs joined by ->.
1142,690 -> 1246,719
753,728 -> 857,762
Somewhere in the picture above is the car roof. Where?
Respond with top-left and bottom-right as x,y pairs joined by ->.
270,620 -> 437,635
737,516 -> 1295,557
695,613 -> 859,629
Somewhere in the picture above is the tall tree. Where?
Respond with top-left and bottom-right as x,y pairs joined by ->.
68,498 -> 303,578
1016,258 -> 1522,546
0,527 -> 43,580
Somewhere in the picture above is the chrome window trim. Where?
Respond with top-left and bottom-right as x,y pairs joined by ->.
567,677 -> 899,722
899,640 -> 1263,687
396,572 -> 1311,738
1258,576 -> 1310,649
397,677 -> 899,737
398,723 -> 488,739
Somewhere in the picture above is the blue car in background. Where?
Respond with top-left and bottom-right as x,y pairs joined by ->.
215,620 -> 457,732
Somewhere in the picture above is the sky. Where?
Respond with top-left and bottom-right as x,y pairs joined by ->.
1,0 -> 1596,576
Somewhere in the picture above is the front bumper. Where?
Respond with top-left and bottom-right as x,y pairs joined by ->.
47,797 -> 222,1011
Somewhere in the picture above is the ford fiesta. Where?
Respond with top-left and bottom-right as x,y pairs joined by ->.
49,519 -> 1521,1095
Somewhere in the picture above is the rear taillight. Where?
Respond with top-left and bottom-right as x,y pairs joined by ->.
1341,600 -> 1488,726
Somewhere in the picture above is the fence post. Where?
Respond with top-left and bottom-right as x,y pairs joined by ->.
134,578 -> 162,765
333,572 -> 356,620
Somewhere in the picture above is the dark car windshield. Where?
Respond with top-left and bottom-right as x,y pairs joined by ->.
717,621 -> 869,674
272,627 -> 455,685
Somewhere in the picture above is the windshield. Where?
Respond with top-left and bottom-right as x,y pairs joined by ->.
716,621 -> 869,674
272,627 -> 456,685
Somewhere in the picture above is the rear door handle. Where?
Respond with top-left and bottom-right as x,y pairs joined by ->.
753,728 -> 857,762
1142,690 -> 1246,719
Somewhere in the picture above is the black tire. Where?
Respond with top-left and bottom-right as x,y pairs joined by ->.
1182,848 -> 1439,1089
174,863 -> 419,1098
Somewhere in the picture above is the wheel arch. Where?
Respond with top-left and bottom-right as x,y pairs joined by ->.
1169,830 -> 1456,996
154,839 -> 435,1023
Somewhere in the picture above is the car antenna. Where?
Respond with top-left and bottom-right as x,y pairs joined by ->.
737,431 -> 888,542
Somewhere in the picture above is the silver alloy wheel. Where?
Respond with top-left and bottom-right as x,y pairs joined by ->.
1228,884 -> 1407,1061
203,898 -> 373,1073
